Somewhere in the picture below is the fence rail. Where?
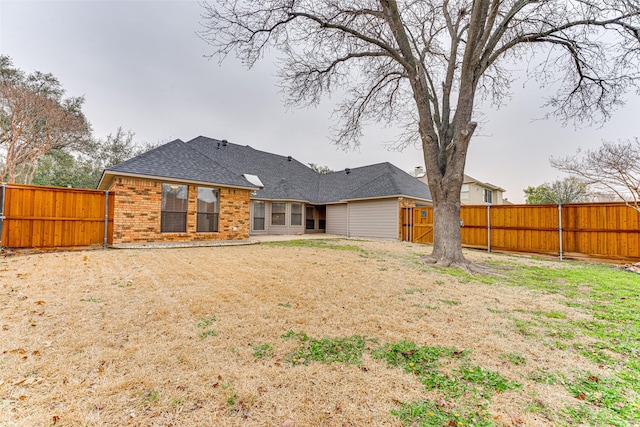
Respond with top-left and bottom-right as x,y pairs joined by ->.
402,202 -> 640,261
0,183 -> 114,249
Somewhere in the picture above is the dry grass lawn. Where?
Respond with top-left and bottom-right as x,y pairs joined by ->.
0,239 -> 621,426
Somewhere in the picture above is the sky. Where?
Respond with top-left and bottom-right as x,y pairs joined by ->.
1,0 -> 639,203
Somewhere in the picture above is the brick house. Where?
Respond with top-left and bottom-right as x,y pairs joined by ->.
98,136 -> 432,244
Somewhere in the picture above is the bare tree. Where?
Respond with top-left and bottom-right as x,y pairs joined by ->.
200,0 -> 640,267
551,138 -> 640,212
0,56 -> 90,183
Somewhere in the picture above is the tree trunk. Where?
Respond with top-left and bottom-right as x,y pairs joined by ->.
428,179 -> 466,266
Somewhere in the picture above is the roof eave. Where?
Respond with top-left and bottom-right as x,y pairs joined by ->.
99,170 -> 258,191
330,194 -> 433,204
250,196 -> 311,203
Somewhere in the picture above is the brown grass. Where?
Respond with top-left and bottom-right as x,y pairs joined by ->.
0,239 -> 605,426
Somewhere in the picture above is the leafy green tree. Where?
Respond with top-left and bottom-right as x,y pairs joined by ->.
524,177 -> 590,204
31,149 -> 100,189
31,127 -> 158,189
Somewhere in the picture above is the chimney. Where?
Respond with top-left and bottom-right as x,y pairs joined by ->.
345,168 -> 351,174
287,156 -> 292,162
221,139 -> 228,147
414,166 -> 424,177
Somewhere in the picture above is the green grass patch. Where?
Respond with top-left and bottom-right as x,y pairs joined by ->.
285,332 -> 371,365
262,239 -> 361,251
437,258 -> 640,426
197,316 -> 217,339
249,343 -> 273,359
501,352 -> 526,366
372,340 -> 519,422
533,310 -> 567,319
390,400 -> 493,427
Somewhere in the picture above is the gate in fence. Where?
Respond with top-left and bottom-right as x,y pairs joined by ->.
402,203 -> 640,262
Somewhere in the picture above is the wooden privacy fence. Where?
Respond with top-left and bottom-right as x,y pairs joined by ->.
0,183 -> 114,249
402,203 -> 640,261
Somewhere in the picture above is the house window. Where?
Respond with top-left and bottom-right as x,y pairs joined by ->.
271,202 -> 285,225
461,184 -> 469,200
197,187 -> 219,232
483,188 -> 493,204
253,201 -> 265,230
291,203 -> 302,226
161,183 -> 188,232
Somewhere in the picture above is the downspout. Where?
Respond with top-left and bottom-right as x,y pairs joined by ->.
558,203 -> 563,261
487,205 -> 491,253
103,190 -> 109,248
0,183 -> 5,251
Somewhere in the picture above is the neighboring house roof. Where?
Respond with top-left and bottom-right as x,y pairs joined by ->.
463,174 -> 505,192
98,135 -> 433,203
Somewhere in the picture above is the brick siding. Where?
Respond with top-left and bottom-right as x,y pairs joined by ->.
108,176 -> 250,244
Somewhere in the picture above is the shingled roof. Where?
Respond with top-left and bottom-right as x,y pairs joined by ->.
98,139 -> 256,190
98,136 -> 432,203
317,162 -> 432,203
187,136 -> 319,201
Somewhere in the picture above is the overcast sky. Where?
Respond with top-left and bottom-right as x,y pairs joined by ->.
1,0 -> 639,202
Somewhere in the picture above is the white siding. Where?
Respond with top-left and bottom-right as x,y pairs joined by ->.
348,199 -> 398,240
326,204 -> 348,235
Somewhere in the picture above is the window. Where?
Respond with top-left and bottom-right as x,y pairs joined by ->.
271,202 -> 285,225
161,184 -> 188,232
197,187 -> 219,232
461,184 -> 469,200
253,201 -> 265,231
291,203 -> 302,226
483,188 -> 493,204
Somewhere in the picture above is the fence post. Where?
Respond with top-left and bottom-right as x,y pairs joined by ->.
410,207 -> 414,242
558,203 -> 563,261
0,183 -> 5,251
103,191 -> 109,248
487,205 -> 491,252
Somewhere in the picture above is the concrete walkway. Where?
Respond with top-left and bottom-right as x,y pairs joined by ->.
110,233 -> 343,249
